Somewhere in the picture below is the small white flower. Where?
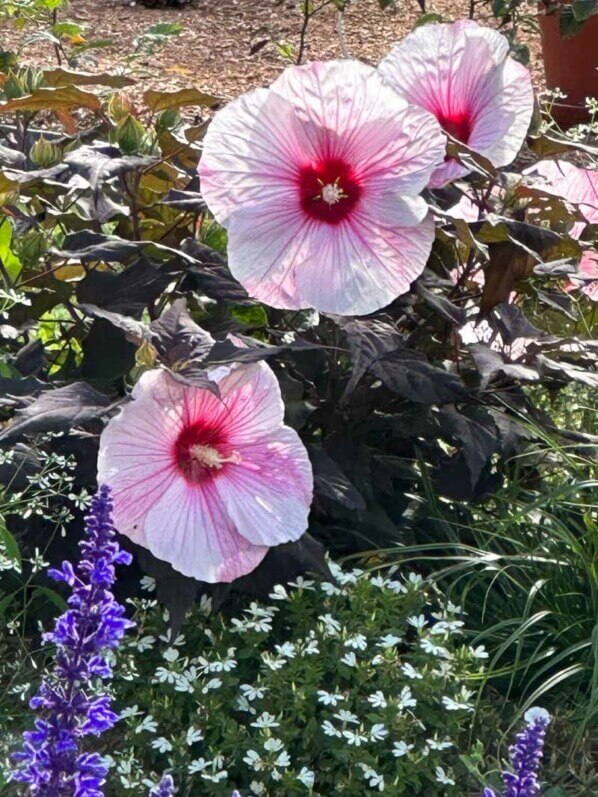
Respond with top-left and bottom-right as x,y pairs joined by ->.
470,645 -> 489,659
340,651 -> 358,668
301,638 -> 320,656
288,576 -> 315,590
524,706 -> 551,724
344,633 -> 367,651
296,767 -> 315,788
240,684 -> 268,701
392,741 -> 414,757
407,572 -> 424,587
119,705 -> 141,720
134,635 -> 156,653
154,666 -> 177,685
318,613 -> 341,635
201,677 -> 223,694
401,662 -> 423,679
150,737 -> 172,753
370,723 -> 388,742
140,576 -> 155,591
243,750 -> 265,771
199,593 -> 212,616
201,770 -> 228,783
377,634 -> 401,649
186,726 -> 204,745
317,690 -> 344,706
367,691 -> 387,708
370,575 -> 389,588
397,686 -> 417,710
342,729 -> 368,747
275,642 -> 296,658
321,581 -> 342,596
162,647 -> 179,663
268,584 -> 289,600
362,767 -> 385,791
251,711 -> 279,728
420,638 -> 450,657
407,614 -> 427,630
333,710 -> 359,725
321,720 -> 341,738
250,781 -> 266,795
263,738 -> 284,752
442,695 -> 474,712
427,737 -> 453,750
435,766 -> 455,786
135,715 -> 158,734
237,695 -> 257,715
386,580 -> 405,594
274,751 -> 291,768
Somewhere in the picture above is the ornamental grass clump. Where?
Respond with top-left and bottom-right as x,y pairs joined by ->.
11,485 -> 134,796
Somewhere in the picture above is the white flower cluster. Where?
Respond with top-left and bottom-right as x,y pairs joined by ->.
112,562 -> 483,794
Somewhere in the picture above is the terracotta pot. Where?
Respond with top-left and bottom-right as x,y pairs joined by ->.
538,2 -> 598,127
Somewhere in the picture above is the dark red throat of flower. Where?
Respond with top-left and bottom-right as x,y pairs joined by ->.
298,158 -> 362,225
437,111 -> 472,146
173,421 -> 239,483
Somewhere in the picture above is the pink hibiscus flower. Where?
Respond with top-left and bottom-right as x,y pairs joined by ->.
198,59 -> 446,316
524,160 -> 598,301
97,363 -> 313,583
379,20 -> 534,188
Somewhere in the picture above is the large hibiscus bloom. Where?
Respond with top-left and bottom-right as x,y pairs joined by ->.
525,160 -> 598,301
199,59 -> 445,316
379,20 -> 534,188
97,363 -> 313,583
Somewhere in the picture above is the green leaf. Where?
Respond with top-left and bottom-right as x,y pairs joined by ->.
32,586 -> 68,613
414,12 -> 444,27
232,305 -> 268,328
52,21 -> 84,37
143,87 -> 220,113
572,0 -> 598,20
0,85 -> 101,113
0,219 -> 22,280
0,591 -> 17,619
0,516 -> 21,569
43,68 -> 135,88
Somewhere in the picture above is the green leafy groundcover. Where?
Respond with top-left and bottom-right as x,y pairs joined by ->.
107,564 -> 486,796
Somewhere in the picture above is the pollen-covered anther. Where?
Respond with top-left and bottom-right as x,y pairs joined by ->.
320,182 -> 345,206
190,444 -> 242,469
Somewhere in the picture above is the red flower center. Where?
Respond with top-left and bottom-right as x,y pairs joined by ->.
173,421 -> 240,483
297,157 -> 362,225
436,111 -> 472,145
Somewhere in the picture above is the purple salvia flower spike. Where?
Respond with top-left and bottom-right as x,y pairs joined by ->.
11,485 -> 133,796
503,707 -> 550,797
149,774 -> 176,796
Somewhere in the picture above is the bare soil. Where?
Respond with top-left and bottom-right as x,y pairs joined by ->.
0,0 -> 545,102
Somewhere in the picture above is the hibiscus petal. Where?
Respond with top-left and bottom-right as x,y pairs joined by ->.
525,160 -> 598,224
271,60 -> 444,195
215,426 -> 312,547
467,56 -> 533,168
293,212 -> 436,316
379,21 -> 533,186
143,477 -> 268,583
215,361 -> 286,443
199,87 -> 313,225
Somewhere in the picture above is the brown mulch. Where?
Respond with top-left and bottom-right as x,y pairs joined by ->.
0,0 -> 545,102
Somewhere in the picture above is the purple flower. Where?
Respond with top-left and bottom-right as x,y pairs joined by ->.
149,775 -> 175,797
482,708 -> 551,797
503,708 -> 550,797
11,485 -> 133,796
